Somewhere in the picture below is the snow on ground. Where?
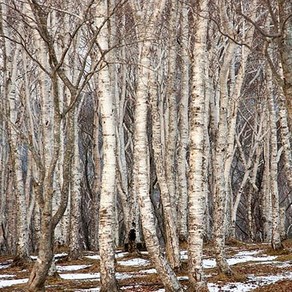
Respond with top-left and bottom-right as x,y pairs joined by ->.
208,271 -> 292,292
116,272 -> 136,280
0,263 -> 11,270
154,272 -> 292,291
85,254 -> 100,260
84,252 -> 128,261
75,288 -> 100,292
181,249 -> 277,269
0,278 -> 28,288
118,258 -> 150,266
0,274 -> 14,279
30,253 -> 67,261
121,285 -> 142,290
60,273 -> 101,280
138,268 -> 157,274
115,252 -> 129,259
57,264 -> 91,272
1,248 -> 292,290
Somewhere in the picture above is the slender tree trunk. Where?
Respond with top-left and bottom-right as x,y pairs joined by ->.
213,39 -> 235,275
69,106 -> 82,260
1,3 -> 30,262
96,2 -> 118,290
28,198 -> 54,291
131,1 -> 183,290
150,66 -> 180,270
134,41 -> 183,291
187,1 -> 209,290
262,117 -> 272,242
278,2 -> 292,130
177,1 -> 190,242
165,0 -> 179,225
267,68 -> 283,251
92,91 -> 101,250
278,91 -> 292,189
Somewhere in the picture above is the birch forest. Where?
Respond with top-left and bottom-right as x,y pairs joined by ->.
0,0 -> 291,291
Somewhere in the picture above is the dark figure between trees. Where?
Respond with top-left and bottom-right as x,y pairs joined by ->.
128,222 -> 136,253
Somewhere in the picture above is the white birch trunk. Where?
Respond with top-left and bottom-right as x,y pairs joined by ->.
278,90 -> 292,190
69,105 -> 82,259
96,1 -> 118,290
2,7 -> 30,260
134,42 -> 183,291
188,1 -> 208,289
116,37 -> 131,242
131,1 -> 183,290
213,39 -> 235,275
267,68 -> 283,250
177,2 -> 189,242
150,67 -> 180,270
92,89 -> 101,250
262,120 -> 273,242
165,0 -> 179,223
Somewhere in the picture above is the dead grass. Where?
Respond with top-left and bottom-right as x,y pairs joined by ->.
263,247 -> 290,256
209,270 -> 247,284
283,239 -> 292,249
275,253 -> 292,262
253,279 -> 292,292
1,242 -> 292,291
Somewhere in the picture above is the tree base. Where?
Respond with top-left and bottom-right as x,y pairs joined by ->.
186,282 -> 208,292
12,255 -> 32,268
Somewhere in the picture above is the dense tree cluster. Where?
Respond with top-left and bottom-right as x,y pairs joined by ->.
0,0 -> 291,291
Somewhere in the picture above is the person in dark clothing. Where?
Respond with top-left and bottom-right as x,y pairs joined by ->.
128,222 -> 136,253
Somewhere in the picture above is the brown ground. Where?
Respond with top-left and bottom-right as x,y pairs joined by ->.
0,239 -> 292,291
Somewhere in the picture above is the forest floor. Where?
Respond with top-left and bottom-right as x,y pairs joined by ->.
1,239 -> 292,291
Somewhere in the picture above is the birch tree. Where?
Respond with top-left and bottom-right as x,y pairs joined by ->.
94,0 -> 119,290
1,10 -> 30,263
267,67 -> 284,250
187,0 -> 209,289
131,1 -> 183,290
177,2 -> 190,242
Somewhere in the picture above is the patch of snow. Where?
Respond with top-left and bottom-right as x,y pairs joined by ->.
57,265 -> 91,272
203,258 -> 217,268
208,282 -> 258,291
180,250 -> 188,260
177,276 -> 188,281
0,278 -> 28,288
115,252 -> 128,259
274,262 -> 292,268
208,271 -> 292,291
0,275 -> 14,279
59,269 -> 158,283
60,273 -> 100,280
138,268 -> 157,274
118,258 -> 150,266
121,285 -> 142,290
227,254 -> 277,266
85,255 -> 100,260
30,252 -> 67,261
116,272 -> 135,280
202,252 -> 277,269
84,252 -> 128,261
249,271 -> 292,286
0,264 -> 11,270
55,253 -> 68,258
0,264 -> 10,270
74,288 -> 100,291
235,250 -> 260,256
